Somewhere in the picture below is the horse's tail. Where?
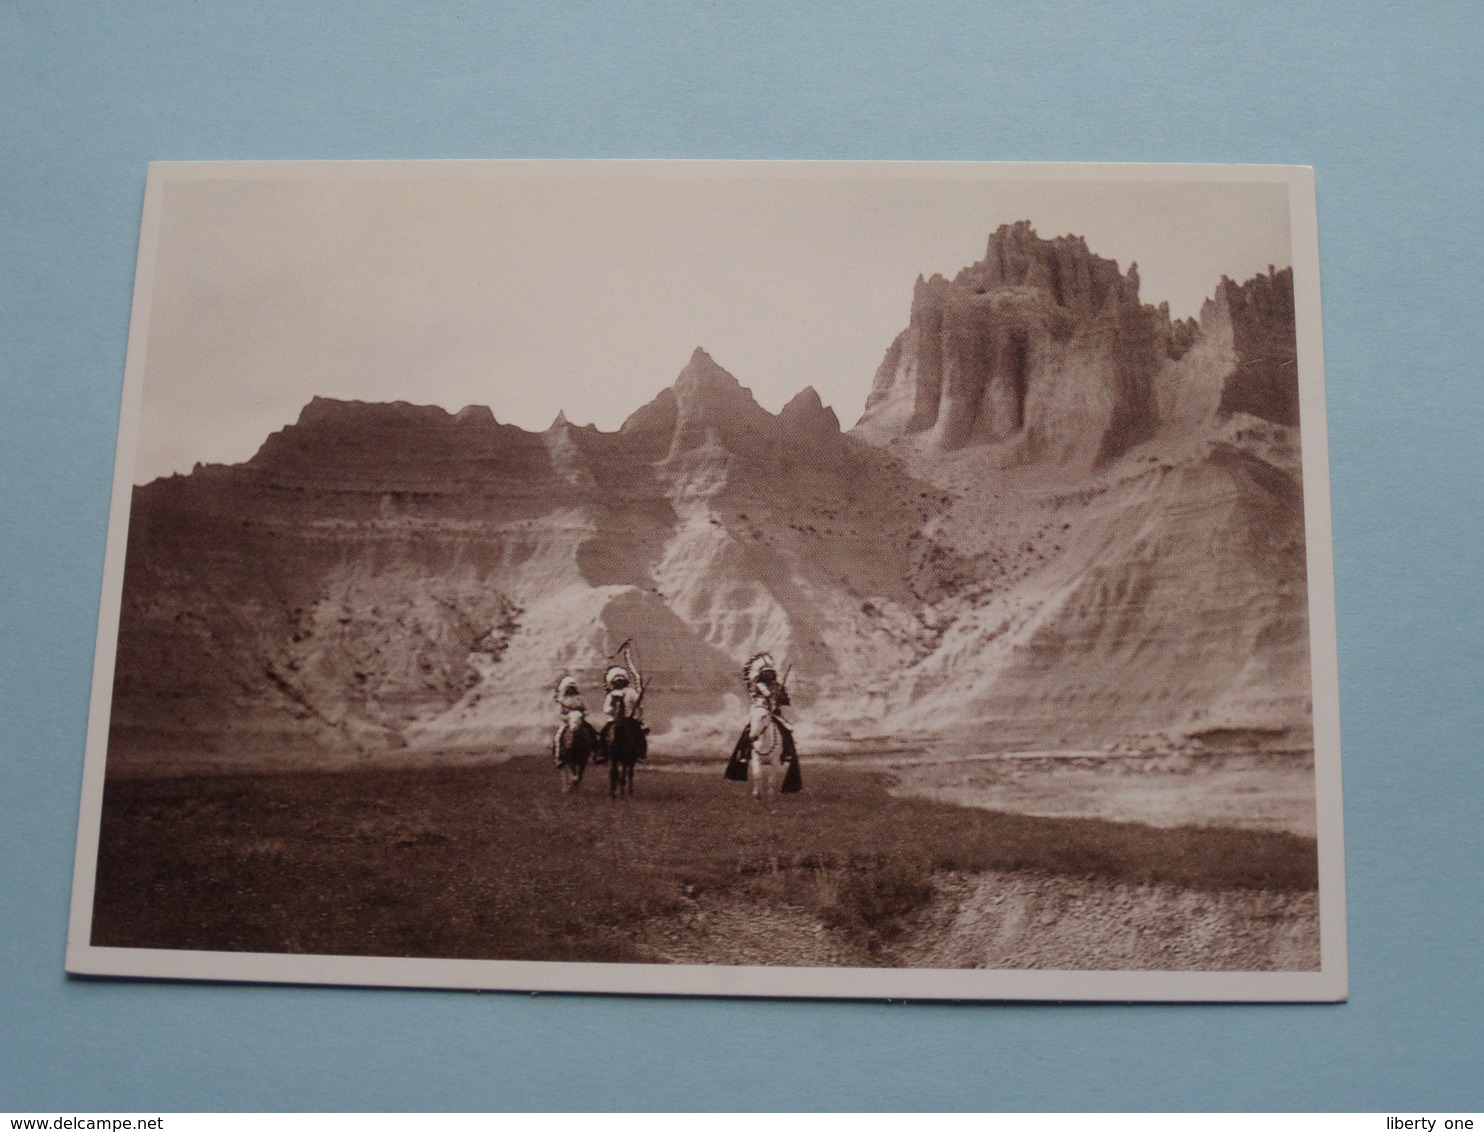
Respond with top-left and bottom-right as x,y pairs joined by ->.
616,714 -> 647,762
559,720 -> 593,767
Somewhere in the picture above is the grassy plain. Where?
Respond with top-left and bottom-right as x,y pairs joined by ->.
91,756 -> 1318,965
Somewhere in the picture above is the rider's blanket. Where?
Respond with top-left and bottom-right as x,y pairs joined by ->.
723,717 -> 801,790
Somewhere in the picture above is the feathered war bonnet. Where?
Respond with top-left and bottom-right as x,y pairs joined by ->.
744,652 -> 778,688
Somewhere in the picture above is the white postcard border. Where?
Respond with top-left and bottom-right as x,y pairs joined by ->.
68,159 -> 1346,1003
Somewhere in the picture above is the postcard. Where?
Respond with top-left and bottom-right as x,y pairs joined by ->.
68,160 -> 1345,1000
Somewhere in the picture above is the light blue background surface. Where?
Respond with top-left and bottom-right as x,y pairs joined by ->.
2,2 -> 1481,1112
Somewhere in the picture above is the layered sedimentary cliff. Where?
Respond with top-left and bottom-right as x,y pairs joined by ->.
848,234 -> 1307,743
107,228 -> 1310,773
109,348 -> 936,769
856,222 -> 1206,466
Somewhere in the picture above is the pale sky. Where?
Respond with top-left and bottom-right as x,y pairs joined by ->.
129,162 -> 1295,483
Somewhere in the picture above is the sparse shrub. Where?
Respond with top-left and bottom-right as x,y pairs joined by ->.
821,861 -> 935,940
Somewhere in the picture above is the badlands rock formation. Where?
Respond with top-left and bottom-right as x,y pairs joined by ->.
856,221 -> 1199,467
107,227 -> 1311,772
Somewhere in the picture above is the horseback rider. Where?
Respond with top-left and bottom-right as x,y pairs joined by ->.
552,674 -> 588,766
742,652 -> 794,798
601,640 -> 646,760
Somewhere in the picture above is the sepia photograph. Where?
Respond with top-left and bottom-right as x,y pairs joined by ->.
67,160 -> 1344,1000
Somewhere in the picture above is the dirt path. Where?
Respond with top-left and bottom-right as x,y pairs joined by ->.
892,754 -> 1318,838
658,743 -> 1318,838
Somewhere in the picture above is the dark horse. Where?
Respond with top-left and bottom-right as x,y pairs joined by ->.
601,715 -> 647,798
556,718 -> 600,794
